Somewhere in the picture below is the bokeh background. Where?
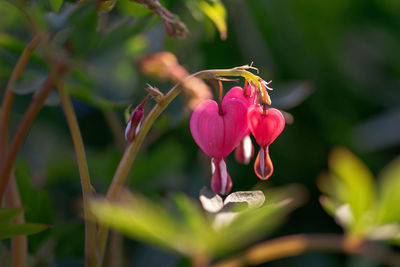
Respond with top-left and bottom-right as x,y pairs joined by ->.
1,0 -> 399,266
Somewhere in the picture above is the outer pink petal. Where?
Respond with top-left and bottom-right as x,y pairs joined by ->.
247,105 -> 285,146
190,100 -> 225,158
221,98 -> 249,157
224,86 -> 248,104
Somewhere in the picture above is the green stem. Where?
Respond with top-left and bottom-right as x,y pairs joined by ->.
213,234 -> 400,267
5,174 -> 27,267
56,83 -> 99,267
97,68 -> 263,263
0,34 -> 41,267
0,34 -> 42,163
0,64 -> 68,202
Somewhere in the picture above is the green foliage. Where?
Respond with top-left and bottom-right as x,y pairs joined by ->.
0,208 -> 49,240
319,148 -> 400,243
89,185 -> 304,258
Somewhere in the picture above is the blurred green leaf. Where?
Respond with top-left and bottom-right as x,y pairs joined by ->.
10,72 -> 46,95
327,147 -> 375,223
0,222 -> 50,240
49,0 -> 63,12
90,185 -> 303,258
377,156 -> 400,223
0,208 -> 24,224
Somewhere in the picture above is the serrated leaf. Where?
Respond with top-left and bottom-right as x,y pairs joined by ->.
0,223 -> 50,240
377,156 -> 400,223
328,147 -> 376,222
198,0 -> 227,40
0,208 -> 24,224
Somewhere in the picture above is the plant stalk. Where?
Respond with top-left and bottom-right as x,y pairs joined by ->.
213,234 -> 400,267
0,64 -> 68,201
56,82 -> 99,267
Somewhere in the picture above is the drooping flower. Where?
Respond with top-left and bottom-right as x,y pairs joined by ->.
190,95 -> 248,194
225,85 -> 256,165
247,105 -> 285,179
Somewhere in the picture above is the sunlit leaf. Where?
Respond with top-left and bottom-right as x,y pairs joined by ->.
328,147 -> 375,222
377,156 -> 400,223
0,223 -> 50,240
198,0 -> 227,40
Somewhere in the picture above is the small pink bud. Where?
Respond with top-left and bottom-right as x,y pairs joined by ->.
254,146 -> 273,180
211,158 -> 232,195
125,104 -> 144,142
234,134 -> 254,165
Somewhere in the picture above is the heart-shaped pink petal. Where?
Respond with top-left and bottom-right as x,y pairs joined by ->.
190,98 -> 248,158
247,105 -> 285,147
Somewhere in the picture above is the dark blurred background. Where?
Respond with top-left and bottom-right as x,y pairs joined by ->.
1,0 -> 399,266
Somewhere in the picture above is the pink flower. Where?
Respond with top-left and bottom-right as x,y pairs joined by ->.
247,105 -> 285,179
225,85 -> 256,165
190,94 -> 248,194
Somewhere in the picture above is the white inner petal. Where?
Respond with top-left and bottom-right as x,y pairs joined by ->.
243,135 -> 252,164
260,147 -> 265,177
124,121 -> 132,141
219,159 -> 227,195
135,120 -> 142,136
211,159 -> 216,174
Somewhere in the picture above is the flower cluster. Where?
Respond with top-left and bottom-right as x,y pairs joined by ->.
190,84 -> 285,195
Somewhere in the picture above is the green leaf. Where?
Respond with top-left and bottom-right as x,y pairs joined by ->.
49,0 -> 63,12
328,147 -> 376,223
198,0 -> 227,40
377,156 -> 400,223
0,208 -> 24,224
0,223 -> 50,240
98,0 -> 118,13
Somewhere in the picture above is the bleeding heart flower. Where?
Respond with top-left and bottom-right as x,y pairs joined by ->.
247,105 -> 285,179
190,95 -> 248,194
225,85 -> 256,164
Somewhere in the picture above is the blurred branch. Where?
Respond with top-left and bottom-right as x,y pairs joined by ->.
56,82 -> 99,267
0,64 -> 68,201
5,174 -> 27,267
131,0 -> 189,39
214,234 -> 400,267
0,34 -> 42,267
0,34 -> 42,162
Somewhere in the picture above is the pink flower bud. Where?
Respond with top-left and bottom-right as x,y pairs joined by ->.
125,104 -> 144,142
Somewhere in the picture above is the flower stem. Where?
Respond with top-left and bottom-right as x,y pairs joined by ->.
0,34 -> 41,267
0,64 -> 68,201
56,82 -> 99,267
97,67 -> 266,263
0,34 -> 41,163
213,234 -> 400,267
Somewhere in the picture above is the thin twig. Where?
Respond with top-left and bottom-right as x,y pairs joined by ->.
0,64 -> 68,201
0,34 -> 41,267
213,234 -> 400,267
0,34 -> 42,161
56,82 -> 99,267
